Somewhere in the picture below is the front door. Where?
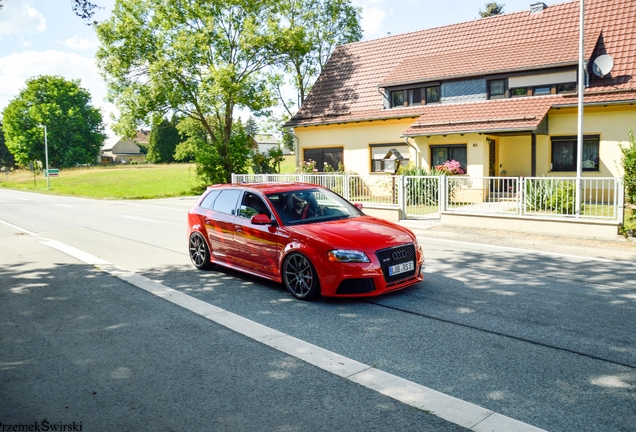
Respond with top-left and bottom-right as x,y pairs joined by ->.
489,139 -> 496,177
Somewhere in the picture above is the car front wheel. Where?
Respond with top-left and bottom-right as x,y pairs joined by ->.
282,253 -> 320,300
189,232 -> 213,270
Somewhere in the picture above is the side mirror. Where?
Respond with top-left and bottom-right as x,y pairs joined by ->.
353,203 -> 364,210
251,214 -> 274,225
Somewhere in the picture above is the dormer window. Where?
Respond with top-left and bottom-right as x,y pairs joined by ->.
488,69 -> 578,99
390,85 -> 440,108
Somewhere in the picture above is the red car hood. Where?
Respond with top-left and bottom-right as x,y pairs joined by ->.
289,216 -> 415,251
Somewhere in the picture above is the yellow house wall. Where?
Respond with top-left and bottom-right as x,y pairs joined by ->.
498,135 -> 532,177
547,105 -> 636,178
293,118 -> 418,174
292,104 -> 634,178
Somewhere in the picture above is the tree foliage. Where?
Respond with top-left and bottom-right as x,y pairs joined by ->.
96,0 -> 284,184
251,146 -> 284,174
71,0 -> 103,25
174,117 -> 252,185
147,116 -> 181,163
0,122 -> 15,169
621,128 -> 636,205
1,75 -> 105,168
271,0 -> 362,117
479,2 -> 505,17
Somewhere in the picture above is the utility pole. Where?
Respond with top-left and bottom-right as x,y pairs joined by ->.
39,124 -> 50,190
575,0 -> 585,217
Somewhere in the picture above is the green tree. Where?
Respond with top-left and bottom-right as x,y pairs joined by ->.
245,117 -> 259,137
271,0 -> 362,116
479,2 -> 505,17
2,75 -> 105,168
174,117 -> 252,185
147,116 -> 181,163
96,0 -> 281,184
0,122 -> 15,168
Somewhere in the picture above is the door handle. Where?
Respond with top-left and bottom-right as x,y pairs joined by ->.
235,226 -> 242,233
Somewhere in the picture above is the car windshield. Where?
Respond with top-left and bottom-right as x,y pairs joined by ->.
266,188 -> 363,225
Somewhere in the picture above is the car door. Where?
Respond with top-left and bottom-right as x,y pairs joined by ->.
205,188 -> 241,264
232,191 -> 283,278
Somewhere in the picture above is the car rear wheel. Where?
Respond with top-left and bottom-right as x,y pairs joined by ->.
283,253 -> 320,300
189,232 -> 213,270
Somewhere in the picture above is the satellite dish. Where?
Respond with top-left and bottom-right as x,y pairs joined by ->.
592,54 -> 614,77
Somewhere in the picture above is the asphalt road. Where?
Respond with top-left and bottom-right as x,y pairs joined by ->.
1,188 -> 635,432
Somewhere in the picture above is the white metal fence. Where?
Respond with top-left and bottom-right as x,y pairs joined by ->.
231,173 -> 623,222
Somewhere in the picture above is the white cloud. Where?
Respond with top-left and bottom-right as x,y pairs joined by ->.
361,6 -> 387,38
62,37 -> 100,51
0,0 -> 46,40
352,0 -> 389,39
0,50 -> 116,136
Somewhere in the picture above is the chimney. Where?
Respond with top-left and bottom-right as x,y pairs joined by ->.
530,2 -> 548,14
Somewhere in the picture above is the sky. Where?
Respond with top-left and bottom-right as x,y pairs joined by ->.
0,0 -> 565,139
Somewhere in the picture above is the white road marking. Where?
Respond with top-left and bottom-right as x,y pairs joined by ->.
7,219 -> 546,432
0,219 -> 38,236
56,204 -> 75,208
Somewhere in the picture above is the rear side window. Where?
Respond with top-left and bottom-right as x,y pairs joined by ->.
212,189 -> 242,215
199,190 -> 220,209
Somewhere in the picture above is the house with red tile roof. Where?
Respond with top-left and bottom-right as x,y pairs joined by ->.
285,0 -> 635,182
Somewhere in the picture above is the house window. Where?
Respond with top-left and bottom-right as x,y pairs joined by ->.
390,85 -> 440,107
391,91 -> 405,107
533,86 -> 551,96
551,136 -> 600,171
303,147 -> 343,172
511,87 -> 529,97
426,86 -> 441,103
430,145 -> 467,172
370,144 -> 410,173
557,82 -> 577,93
489,79 -> 506,98
408,88 -> 422,106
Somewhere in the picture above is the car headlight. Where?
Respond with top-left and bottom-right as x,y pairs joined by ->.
327,250 -> 370,263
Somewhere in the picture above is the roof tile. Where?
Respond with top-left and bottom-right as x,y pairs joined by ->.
289,0 -> 636,128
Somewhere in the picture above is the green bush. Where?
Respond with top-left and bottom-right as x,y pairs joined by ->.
525,179 -> 582,215
621,128 -> 636,205
399,165 -> 455,206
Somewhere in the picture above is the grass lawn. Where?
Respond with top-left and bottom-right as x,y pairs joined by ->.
0,164 -> 203,199
0,155 -> 298,200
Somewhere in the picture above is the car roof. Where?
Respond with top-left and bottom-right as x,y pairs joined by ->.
206,182 -> 323,195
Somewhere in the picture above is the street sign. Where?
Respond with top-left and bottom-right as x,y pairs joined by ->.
46,169 -> 59,177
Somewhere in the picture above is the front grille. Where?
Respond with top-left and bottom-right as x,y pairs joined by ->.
375,243 -> 417,283
336,278 -> 376,295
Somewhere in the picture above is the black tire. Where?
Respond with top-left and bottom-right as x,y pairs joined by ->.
282,252 -> 320,300
189,232 -> 213,270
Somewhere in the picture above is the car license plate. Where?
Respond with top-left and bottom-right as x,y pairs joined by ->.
388,261 -> 414,276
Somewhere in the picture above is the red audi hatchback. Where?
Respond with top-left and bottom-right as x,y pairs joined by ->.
188,183 -> 424,300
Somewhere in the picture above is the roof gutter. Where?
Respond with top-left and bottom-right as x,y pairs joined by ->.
404,127 -> 539,137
